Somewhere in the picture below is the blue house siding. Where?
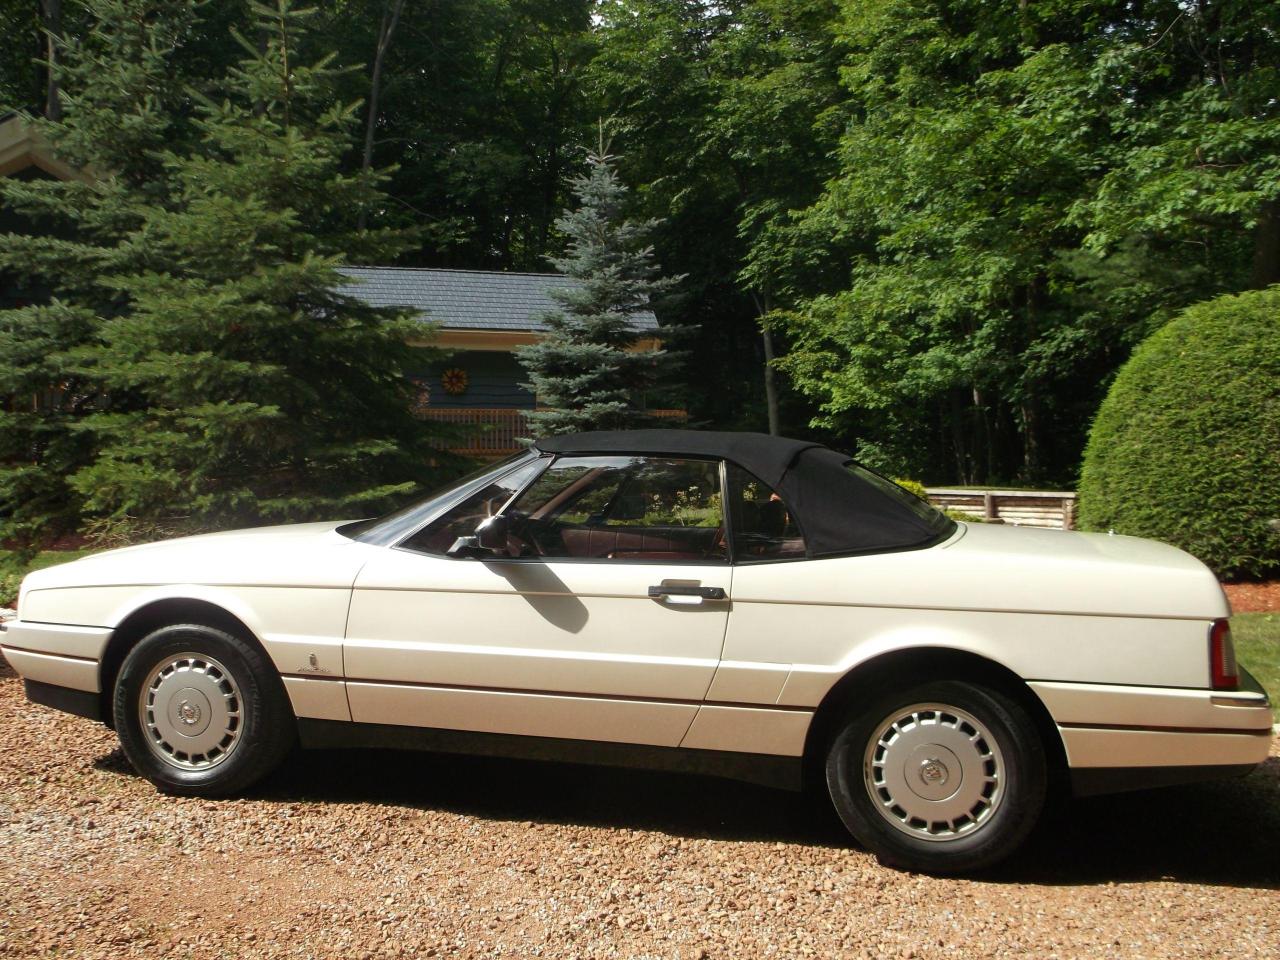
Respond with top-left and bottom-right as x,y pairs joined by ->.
406,350 -> 534,410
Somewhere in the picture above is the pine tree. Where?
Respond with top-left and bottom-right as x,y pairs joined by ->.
0,0 -> 199,549
516,144 -> 680,435
66,0 -> 446,530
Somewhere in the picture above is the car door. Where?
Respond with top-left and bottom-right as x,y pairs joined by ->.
343,454 -> 732,747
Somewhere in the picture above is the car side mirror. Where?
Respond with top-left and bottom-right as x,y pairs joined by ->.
476,514 -> 509,550
447,515 -> 510,559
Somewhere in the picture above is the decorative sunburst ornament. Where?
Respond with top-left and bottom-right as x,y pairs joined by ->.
441,367 -> 469,396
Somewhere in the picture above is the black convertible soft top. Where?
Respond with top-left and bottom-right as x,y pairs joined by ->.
533,430 -> 954,558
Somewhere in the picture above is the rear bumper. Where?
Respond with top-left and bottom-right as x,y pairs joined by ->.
1069,762 -> 1260,797
1032,670 -> 1274,795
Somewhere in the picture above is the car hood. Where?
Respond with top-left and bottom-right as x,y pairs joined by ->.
932,522 -> 1229,619
20,521 -> 372,594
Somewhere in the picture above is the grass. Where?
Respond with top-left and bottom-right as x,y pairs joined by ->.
0,549 -> 94,607
1233,612 -> 1280,721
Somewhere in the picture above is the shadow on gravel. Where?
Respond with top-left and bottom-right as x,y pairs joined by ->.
999,755 -> 1280,889
255,745 -> 852,848
88,740 -> 1274,889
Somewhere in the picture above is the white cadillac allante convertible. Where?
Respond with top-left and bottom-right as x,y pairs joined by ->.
2,431 -> 1272,872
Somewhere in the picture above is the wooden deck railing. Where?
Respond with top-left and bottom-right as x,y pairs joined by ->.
420,407 -> 687,457
925,488 -> 1077,529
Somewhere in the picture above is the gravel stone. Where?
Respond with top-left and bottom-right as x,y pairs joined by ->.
1,652 -> 1278,958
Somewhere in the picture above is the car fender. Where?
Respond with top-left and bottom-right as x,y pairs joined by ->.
779,618 -> 1025,707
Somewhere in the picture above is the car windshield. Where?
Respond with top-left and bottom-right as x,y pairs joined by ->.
337,450 -> 542,546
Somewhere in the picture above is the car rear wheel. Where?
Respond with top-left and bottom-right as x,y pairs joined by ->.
825,680 -> 1046,874
113,623 -> 295,796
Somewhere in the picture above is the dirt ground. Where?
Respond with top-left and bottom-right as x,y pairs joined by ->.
1,656 -> 1278,960
1224,580 -> 1280,614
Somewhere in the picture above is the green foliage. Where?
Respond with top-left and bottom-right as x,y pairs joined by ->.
0,549 -> 94,608
1232,613 -> 1280,721
5,0 -> 1277,530
1233,616 -> 1280,721
2,0 -> 451,544
589,0 -> 843,432
0,0 -> 203,548
515,146 -> 680,434
64,0 -> 447,528
892,478 -> 928,501
1078,288 -> 1280,577
892,477 -> 982,522
1073,4 -> 1280,287
316,0 -> 595,270
772,0 -> 1280,485
0,0 -> 45,110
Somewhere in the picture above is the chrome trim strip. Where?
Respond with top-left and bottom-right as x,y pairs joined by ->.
0,643 -> 98,663
1058,721 -> 1273,737
729,597 -> 1218,621
281,672 -> 814,713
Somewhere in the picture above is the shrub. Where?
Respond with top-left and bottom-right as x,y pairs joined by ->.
893,478 -> 929,501
1077,287 -> 1280,577
893,478 -> 984,522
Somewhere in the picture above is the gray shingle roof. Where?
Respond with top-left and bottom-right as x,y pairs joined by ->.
341,266 -> 659,333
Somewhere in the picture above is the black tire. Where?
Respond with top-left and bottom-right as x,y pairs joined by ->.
825,680 -> 1046,874
113,622 -> 295,796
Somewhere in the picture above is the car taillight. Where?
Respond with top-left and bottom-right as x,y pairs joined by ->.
1209,619 -> 1238,691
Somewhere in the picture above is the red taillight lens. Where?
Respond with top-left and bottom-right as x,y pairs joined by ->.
1209,619 -> 1238,691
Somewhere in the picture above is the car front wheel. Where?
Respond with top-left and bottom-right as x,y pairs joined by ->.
825,680 -> 1046,874
113,623 -> 295,796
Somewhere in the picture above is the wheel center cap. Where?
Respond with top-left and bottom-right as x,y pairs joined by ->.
164,686 -> 213,738
919,758 -> 949,786
903,742 -> 963,802
177,700 -> 202,725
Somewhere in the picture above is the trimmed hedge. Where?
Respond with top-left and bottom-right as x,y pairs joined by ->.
1078,287 -> 1280,578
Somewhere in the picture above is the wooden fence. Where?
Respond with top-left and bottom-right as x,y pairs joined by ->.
925,488 -> 1078,529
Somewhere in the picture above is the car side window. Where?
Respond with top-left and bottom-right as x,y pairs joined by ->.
503,455 -> 727,562
398,458 -> 546,556
726,463 -> 806,561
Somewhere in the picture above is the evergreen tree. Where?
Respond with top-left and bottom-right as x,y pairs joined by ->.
516,144 -> 679,435
66,0 -> 446,530
0,0 -> 200,549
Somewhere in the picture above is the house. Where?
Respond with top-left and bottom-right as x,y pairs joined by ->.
341,266 -> 675,456
0,111 -> 81,181
1,112 -> 678,458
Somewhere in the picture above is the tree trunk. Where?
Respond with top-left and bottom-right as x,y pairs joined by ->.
1020,400 -> 1040,482
754,291 -> 780,436
41,0 -> 62,121
972,385 -> 993,482
949,392 -> 973,485
761,328 -> 781,436
1250,197 -> 1280,289
358,0 -> 407,231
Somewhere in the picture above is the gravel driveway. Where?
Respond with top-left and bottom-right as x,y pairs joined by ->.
1,655 -> 1277,959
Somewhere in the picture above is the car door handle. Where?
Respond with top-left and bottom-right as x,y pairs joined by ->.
648,584 -> 727,600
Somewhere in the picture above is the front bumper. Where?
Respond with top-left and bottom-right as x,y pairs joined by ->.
0,619 -> 111,693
